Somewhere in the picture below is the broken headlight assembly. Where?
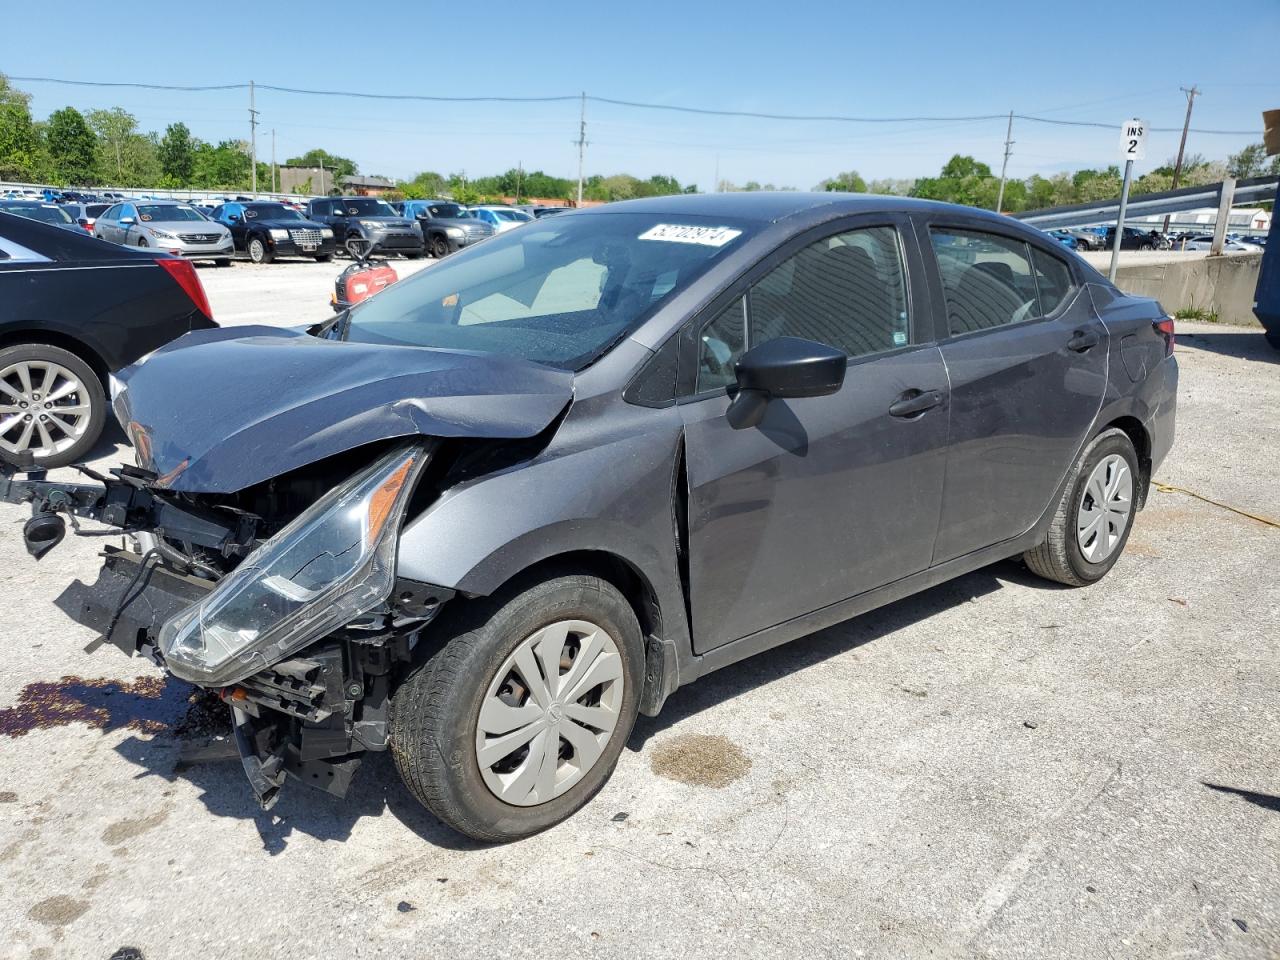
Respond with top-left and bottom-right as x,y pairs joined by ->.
158,443 -> 429,686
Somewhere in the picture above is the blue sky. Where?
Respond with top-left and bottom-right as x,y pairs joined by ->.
6,0 -> 1279,190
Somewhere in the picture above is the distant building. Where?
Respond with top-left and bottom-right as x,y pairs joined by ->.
276,165 -> 340,196
1129,206 -> 1271,234
340,175 -> 397,197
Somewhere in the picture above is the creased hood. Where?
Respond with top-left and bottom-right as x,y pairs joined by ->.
113,326 -> 573,493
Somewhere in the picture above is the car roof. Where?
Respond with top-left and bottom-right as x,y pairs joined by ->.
569,191 -> 1016,226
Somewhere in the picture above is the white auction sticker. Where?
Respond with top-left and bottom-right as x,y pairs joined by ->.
638,224 -> 742,247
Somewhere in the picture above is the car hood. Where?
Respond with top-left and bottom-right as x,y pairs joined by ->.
147,220 -> 229,233
112,326 -> 574,493
355,217 -> 416,229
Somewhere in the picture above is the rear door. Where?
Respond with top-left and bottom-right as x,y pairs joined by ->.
679,216 -> 951,652
918,218 -> 1108,563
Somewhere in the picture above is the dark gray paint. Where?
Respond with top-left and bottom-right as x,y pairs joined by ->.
112,325 -> 572,493
98,193 -> 1176,708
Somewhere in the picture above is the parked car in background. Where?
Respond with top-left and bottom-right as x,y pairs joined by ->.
94,200 -> 233,265
306,197 -> 424,258
0,193 -> 1176,840
0,200 -> 86,233
1046,229 -> 1080,251
61,202 -> 111,236
0,211 -> 217,467
1181,235 -> 1263,252
1103,226 -> 1157,251
213,201 -> 336,264
1059,227 -> 1105,250
532,206 -> 572,218
398,199 -> 494,258
471,204 -> 535,233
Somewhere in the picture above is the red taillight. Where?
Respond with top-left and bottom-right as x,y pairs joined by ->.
156,257 -> 213,320
1154,317 -> 1175,356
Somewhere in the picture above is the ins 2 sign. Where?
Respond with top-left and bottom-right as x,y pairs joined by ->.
1120,119 -> 1147,161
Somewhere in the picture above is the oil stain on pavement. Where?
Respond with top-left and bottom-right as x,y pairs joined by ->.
0,675 -> 213,738
650,733 -> 752,787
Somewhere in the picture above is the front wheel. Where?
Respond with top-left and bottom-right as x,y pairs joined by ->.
404,250 -> 425,260
247,237 -> 273,264
430,235 -> 450,259
391,573 -> 644,842
314,253 -> 333,263
1024,428 -> 1139,586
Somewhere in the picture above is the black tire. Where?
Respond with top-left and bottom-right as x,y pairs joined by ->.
430,234 -> 450,259
391,572 -> 645,842
136,237 -> 148,248
0,343 -> 106,469
215,258 -> 232,268
247,236 -> 273,264
404,250 -> 425,260
1139,242 -> 1153,251
1024,428 -> 1139,587
314,253 -> 333,263
1265,330 -> 1280,351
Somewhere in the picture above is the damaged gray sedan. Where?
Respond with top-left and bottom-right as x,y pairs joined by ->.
0,193 -> 1177,841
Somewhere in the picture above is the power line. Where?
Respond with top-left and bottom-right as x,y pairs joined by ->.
7,76 -> 1260,135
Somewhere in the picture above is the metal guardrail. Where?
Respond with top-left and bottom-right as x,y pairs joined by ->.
1013,176 -> 1279,230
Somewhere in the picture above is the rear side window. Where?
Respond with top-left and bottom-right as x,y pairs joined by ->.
930,228 -> 1039,335
1031,247 -> 1073,315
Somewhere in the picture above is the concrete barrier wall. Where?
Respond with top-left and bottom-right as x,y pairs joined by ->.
1113,253 -> 1261,324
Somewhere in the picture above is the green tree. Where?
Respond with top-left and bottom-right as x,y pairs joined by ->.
159,122 -> 194,184
191,140 -> 252,189
816,170 -> 867,192
46,107 -> 97,184
911,154 -> 1000,208
285,148 -> 357,180
867,177 -> 914,196
0,102 -> 41,180
0,72 -> 32,109
86,107 -> 139,181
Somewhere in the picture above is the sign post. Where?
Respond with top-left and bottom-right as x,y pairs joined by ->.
1108,118 -> 1147,282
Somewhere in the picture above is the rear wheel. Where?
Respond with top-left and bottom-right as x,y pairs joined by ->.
247,236 -> 273,264
1024,428 -> 1139,586
391,573 -> 644,842
0,344 -> 106,469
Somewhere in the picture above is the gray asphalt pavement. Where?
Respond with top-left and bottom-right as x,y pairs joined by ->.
0,261 -> 1277,959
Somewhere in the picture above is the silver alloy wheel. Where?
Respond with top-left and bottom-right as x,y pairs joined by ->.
1076,453 -> 1133,563
475,618 -> 624,807
248,238 -> 265,263
0,359 -> 94,459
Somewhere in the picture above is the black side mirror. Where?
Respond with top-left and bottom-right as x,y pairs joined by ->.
727,336 -> 847,429
228,214 -> 241,222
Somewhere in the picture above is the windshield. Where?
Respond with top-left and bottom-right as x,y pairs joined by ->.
138,204 -> 207,222
344,212 -> 753,370
338,198 -> 397,217
245,204 -> 303,221
427,203 -> 471,219
2,204 -> 73,225
492,208 -> 534,222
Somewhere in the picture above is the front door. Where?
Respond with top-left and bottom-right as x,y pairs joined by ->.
920,221 -> 1109,563
680,219 -> 950,652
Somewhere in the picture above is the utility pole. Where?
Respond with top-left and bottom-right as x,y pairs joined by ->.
318,159 -> 325,196
271,128 -> 277,194
1163,85 -> 1199,233
248,79 -> 259,195
516,160 -> 522,203
574,92 -> 588,205
995,110 -> 1014,213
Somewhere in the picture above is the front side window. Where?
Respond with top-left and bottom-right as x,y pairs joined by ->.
694,226 -> 910,394
930,228 -> 1040,335
344,212 -> 753,370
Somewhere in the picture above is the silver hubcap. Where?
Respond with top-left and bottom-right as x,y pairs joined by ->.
249,240 -> 264,261
475,619 -> 624,807
0,360 -> 93,458
1076,454 -> 1133,563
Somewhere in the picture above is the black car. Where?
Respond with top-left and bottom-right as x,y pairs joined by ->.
213,201 -> 337,264
0,212 -> 218,467
1104,226 -> 1158,251
306,197 -> 424,258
